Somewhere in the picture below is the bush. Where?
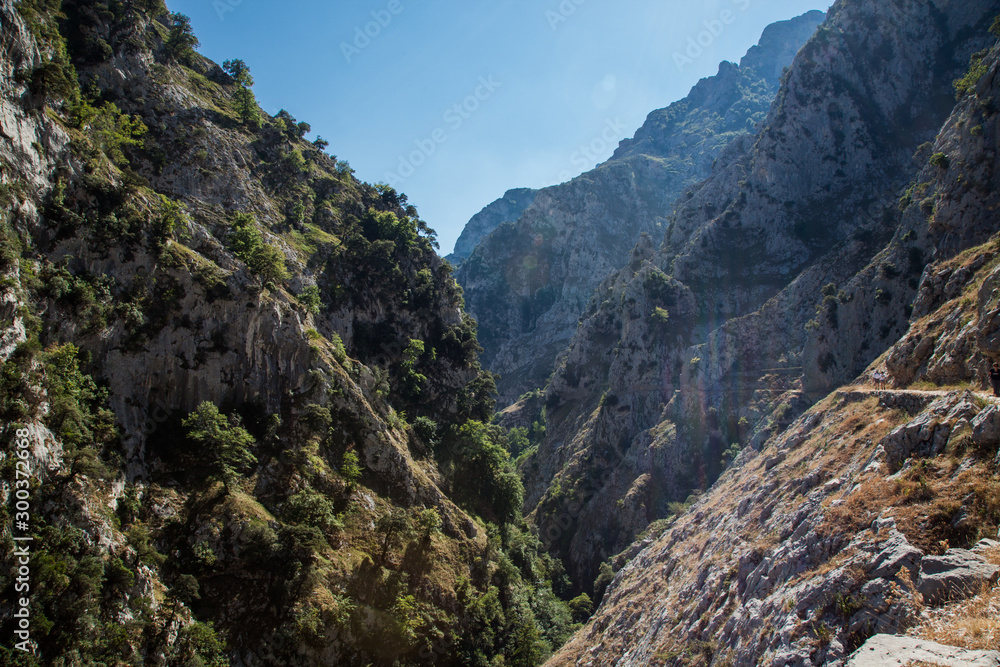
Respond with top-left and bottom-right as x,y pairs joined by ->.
76,101 -> 147,166
451,420 -> 524,524
568,593 -> 593,623
340,450 -> 362,488
929,152 -> 950,169
297,284 -> 322,314
399,339 -> 427,398
283,489 -> 340,531
954,50 -> 989,99
173,621 -> 226,667
226,213 -> 288,285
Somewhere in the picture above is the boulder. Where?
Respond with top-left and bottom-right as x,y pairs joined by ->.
972,538 -> 1000,556
917,548 -> 1000,604
868,529 -> 924,581
972,404 -> 1000,445
847,634 -> 1000,666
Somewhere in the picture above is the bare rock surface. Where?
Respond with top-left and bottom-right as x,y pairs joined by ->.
846,634 -> 1000,667
917,548 -> 1000,604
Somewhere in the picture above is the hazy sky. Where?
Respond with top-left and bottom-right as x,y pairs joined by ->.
167,0 -> 830,254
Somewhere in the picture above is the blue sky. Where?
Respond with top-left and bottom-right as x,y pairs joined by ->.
167,0 -> 830,254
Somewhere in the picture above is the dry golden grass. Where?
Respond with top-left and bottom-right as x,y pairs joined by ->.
906,547 -> 1000,651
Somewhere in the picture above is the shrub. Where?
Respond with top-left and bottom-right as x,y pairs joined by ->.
283,489 -> 340,532
226,213 -> 288,286
954,50 -> 989,99
76,101 -> 147,166
296,284 -> 322,314
286,148 -> 307,173
929,152 -> 950,169
399,339 -> 427,398
340,450 -> 362,488
172,621 -> 226,667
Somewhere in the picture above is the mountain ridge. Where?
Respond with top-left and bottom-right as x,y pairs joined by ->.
455,9 -> 826,404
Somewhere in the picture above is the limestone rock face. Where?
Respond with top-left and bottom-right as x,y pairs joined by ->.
813,33 -> 1000,394
547,389 -> 999,667
917,547 -> 1000,604
0,3 -> 522,664
847,634 -> 1000,667
524,0 -> 999,590
456,10 -> 825,402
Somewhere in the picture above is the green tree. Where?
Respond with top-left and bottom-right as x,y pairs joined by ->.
283,489 -> 339,531
340,450 -> 362,489
226,213 -> 288,286
247,243 -> 289,286
172,621 -> 226,667
453,421 -> 524,524
77,101 -> 147,166
568,593 -> 593,623
223,59 -> 260,127
182,401 -> 257,491
222,58 -> 253,87
415,507 -> 442,542
376,507 -> 412,564
164,12 -> 199,63
296,285 -> 322,315
400,338 -> 427,398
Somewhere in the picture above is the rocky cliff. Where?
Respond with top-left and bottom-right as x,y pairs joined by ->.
531,1 -> 1000,665
0,1 -> 579,665
456,10 -> 825,403
518,0 -> 1000,597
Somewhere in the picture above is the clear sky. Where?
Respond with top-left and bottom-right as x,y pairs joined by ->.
166,0 -> 830,254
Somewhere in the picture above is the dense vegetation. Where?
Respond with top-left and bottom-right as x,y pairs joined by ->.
0,1 -> 587,664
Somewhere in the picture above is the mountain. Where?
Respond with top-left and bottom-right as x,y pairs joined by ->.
6,1 -> 1000,665
521,0 -> 1000,664
0,1 -> 577,664
445,187 -> 537,265
456,10 -> 826,404
518,0 -> 999,596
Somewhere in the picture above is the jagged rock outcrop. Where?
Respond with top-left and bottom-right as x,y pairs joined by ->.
445,187 -> 536,265
548,389 -> 1000,666
456,10 -> 825,402
523,0 -> 1000,591
811,33 -> 1000,393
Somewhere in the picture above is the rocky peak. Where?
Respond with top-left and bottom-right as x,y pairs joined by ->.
740,9 -> 828,79
456,10 -> 824,403
446,186 -> 536,265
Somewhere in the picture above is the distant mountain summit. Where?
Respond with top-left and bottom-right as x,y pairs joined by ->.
446,187 -> 537,265
454,10 -> 826,403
